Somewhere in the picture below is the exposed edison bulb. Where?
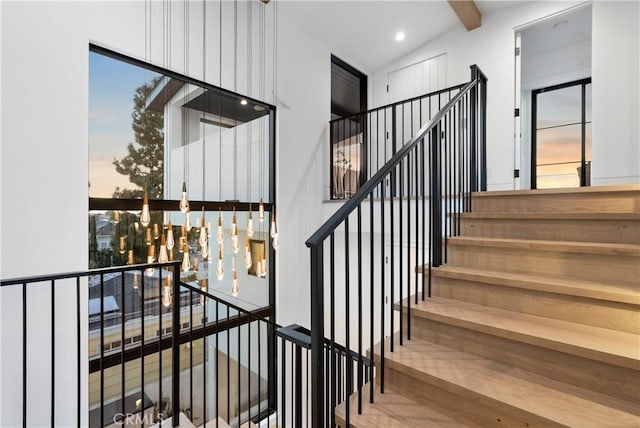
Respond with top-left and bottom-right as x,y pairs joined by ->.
258,198 -> 265,223
231,207 -> 238,237
127,250 -> 134,265
145,228 -> 152,246
162,274 -> 172,308
231,235 -> 240,254
132,271 -> 139,289
140,189 -> 151,227
145,250 -> 155,276
199,278 -> 207,306
113,211 -> 120,224
243,238 -> 252,269
260,257 -> 268,278
231,271 -> 239,297
232,254 -> 237,272
181,244 -> 191,272
247,206 -> 254,237
134,222 -> 140,233
119,236 -> 126,255
199,208 -> 208,248
166,222 -> 175,250
201,244 -> 209,261
216,246 -> 224,280
179,182 -> 189,213
270,215 -> 277,238
178,236 -> 185,253
216,209 -> 224,245
158,234 -> 169,263
153,224 -> 160,240
185,208 -> 193,232
272,233 -> 280,251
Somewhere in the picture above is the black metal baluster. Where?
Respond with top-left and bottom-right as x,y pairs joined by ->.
329,232 -> 336,427
190,291 -> 193,422
390,167 -> 395,353
120,273 -> 125,418
215,300 -> 219,428
443,114 -> 448,264
406,150 -> 411,340
414,145 -> 419,304
141,272 -> 145,424
330,121 -> 335,198
227,309 -> 230,425
248,321 -> 251,424
357,204 -> 363,414
399,157 -> 404,345
76,277 -> 81,428
345,217 -> 351,426
380,183 -> 385,394
172,267 -> 180,427
100,273 -> 104,428
295,344 -> 302,428
281,339 -> 286,428
238,311 -> 241,425
369,191 -> 374,403
51,279 -> 55,426
23,282 -> 27,428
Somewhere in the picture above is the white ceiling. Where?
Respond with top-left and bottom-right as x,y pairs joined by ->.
278,0 -> 526,75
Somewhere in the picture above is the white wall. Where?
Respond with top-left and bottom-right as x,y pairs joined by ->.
0,1 -> 278,426
371,1 -> 593,190
591,1 -> 640,185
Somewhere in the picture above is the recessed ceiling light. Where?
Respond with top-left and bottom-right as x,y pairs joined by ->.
240,99 -> 248,105
395,32 -> 405,42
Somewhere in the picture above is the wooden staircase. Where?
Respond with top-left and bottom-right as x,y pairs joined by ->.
336,185 -> 640,427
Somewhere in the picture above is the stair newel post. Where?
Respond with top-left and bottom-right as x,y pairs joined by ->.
172,263 -> 181,427
431,125 -> 442,269
310,245 -> 325,428
479,72 -> 488,192
469,65 -> 478,196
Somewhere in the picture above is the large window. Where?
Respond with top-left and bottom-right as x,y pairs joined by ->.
532,79 -> 592,189
89,45 -> 276,310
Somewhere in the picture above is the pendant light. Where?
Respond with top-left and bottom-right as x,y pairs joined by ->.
158,234 -> 169,263
216,245 -> 224,280
270,208 -> 279,250
140,186 -> 151,227
153,223 -> 160,240
258,198 -> 265,223
166,221 -> 175,250
243,236 -> 252,269
132,271 -> 139,289
162,273 -> 172,308
231,255 -> 239,296
199,207 -> 208,250
127,250 -> 134,265
145,244 -> 155,276
247,204 -> 254,237
119,236 -> 126,255
199,278 -> 207,306
181,243 -> 191,272
146,228 -> 152,246
185,207 -> 193,232
179,182 -> 189,213
216,209 -> 224,244
231,207 -> 240,254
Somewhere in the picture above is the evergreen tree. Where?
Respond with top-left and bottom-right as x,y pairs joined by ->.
113,76 -> 164,199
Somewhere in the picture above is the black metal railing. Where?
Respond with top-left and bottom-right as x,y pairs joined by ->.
307,65 -> 487,427
330,83 -> 466,199
0,262 -> 312,428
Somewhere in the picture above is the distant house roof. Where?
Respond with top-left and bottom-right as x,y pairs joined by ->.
88,296 -> 119,316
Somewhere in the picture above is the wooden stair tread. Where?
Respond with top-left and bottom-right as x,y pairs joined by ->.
447,236 -> 640,257
335,385 -> 461,427
472,184 -> 640,198
376,338 -> 640,427
406,297 -> 640,370
459,211 -> 640,220
429,265 -> 640,305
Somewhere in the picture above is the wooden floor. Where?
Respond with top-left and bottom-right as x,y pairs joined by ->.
335,184 -> 640,427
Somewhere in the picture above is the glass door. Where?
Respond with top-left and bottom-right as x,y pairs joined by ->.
531,79 -> 591,189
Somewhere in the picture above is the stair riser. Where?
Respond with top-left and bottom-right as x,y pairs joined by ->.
403,316 -> 640,404
432,277 -> 640,334
472,192 -> 640,213
380,360 -> 563,428
459,218 -> 640,244
446,244 -> 640,285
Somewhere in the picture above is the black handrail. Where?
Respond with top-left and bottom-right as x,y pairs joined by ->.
309,75 -> 476,249
307,64 -> 487,427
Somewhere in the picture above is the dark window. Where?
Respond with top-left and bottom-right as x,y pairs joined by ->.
331,55 -> 367,119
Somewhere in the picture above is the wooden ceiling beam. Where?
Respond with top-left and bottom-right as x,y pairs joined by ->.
448,0 -> 481,31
